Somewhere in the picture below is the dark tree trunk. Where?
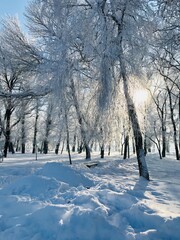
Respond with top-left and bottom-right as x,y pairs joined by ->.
123,80 -> 149,179
67,138 -> 72,165
144,135 -> 147,156
43,140 -> 48,154
4,109 -> 11,158
32,103 -> 39,154
40,141 -> 43,153
70,79 -> 91,160
158,144 -> 162,159
161,124 -> 166,158
55,142 -> 60,154
43,101 -> 53,154
72,134 -> 76,152
43,120 -> 51,154
85,145 -> 91,160
21,143 -> 25,154
9,142 -> 15,154
167,86 -> 179,160
100,144 -> 104,158
132,137 -> 136,154
120,46 -> 149,180
21,114 -> 26,154
78,142 -> 83,153
64,108 -> 72,164
123,135 -> 129,159
55,133 -> 61,154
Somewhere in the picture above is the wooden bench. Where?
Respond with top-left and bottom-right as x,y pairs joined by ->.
85,162 -> 98,168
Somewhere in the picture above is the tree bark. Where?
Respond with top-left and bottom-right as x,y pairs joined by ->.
55,142 -> 60,154
132,137 -> 136,154
72,134 -> 76,152
78,141 -> 83,153
32,102 -> 39,154
16,138 -> 20,152
108,145 -> 111,156
4,108 -> 11,158
43,140 -> 48,154
61,138 -> 65,154
70,79 -> 91,160
119,46 -> 149,180
85,144 -> 91,160
64,108 -> 72,165
166,86 -> 179,160
123,135 -> 129,159
100,144 -> 104,158
161,124 -> 166,157
43,103 -> 53,154
21,113 -> 26,154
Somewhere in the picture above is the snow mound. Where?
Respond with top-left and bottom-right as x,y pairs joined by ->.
38,162 -> 94,188
1,175 -> 64,199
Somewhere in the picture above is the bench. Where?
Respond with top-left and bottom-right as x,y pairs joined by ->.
85,162 -> 98,168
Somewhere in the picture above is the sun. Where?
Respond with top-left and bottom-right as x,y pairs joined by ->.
133,88 -> 149,106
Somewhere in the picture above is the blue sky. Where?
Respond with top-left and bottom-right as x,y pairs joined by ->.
0,0 -> 29,28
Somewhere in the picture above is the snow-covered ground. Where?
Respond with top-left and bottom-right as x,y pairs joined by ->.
0,152 -> 179,240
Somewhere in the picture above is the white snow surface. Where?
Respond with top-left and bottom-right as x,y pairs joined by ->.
0,152 -> 179,240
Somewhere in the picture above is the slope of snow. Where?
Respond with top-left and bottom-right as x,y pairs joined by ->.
0,152 -> 179,240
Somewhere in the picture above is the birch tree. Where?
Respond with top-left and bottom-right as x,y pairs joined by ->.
0,18 -> 41,157
152,0 -> 180,159
25,0 -> 152,179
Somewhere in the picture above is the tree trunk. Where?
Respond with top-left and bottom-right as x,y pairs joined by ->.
61,138 -> 65,154
167,86 -> 179,160
16,138 -> 20,152
43,140 -> 48,154
85,144 -> 91,160
100,144 -> 104,158
21,113 -> 26,154
64,108 -> 72,164
161,99 -> 167,157
21,143 -> 25,154
108,145 -> 111,156
55,142 -> 60,154
9,142 -> 15,154
78,141 -> 83,153
43,118 -> 52,154
123,135 -> 129,159
161,121 -> 166,158
43,100 -> 53,154
120,47 -> 149,180
132,137 -> 136,154
32,102 -> 39,154
144,135 -> 147,156
70,79 -> 91,160
72,134 -> 76,152
4,109 -> 11,158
